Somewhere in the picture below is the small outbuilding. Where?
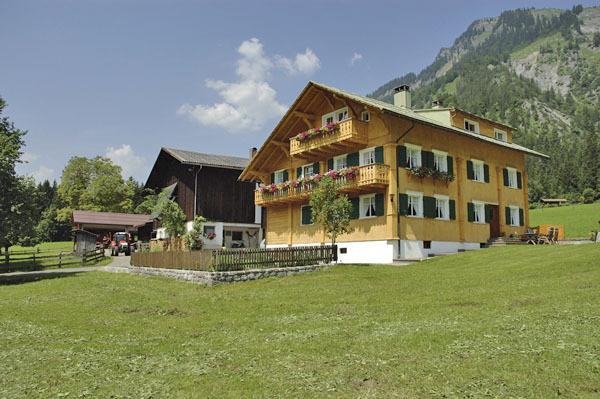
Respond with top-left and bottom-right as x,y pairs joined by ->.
72,210 -> 152,242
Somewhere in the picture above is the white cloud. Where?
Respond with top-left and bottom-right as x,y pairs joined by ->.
276,48 -> 321,75
105,144 -> 147,181
21,151 -> 38,163
178,38 -> 320,133
350,52 -> 363,66
31,166 -> 55,182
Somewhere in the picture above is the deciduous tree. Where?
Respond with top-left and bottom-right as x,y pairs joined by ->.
309,176 -> 353,247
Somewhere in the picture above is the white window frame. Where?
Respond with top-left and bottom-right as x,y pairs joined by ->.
405,143 -> 422,169
322,107 -> 349,126
434,195 -> 450,220
360,110 -> 370,122
464,118 -> 480,134
432,150 -> 448,173
300,205 -> 313,226
472,159 -> 485,183
473,201 -> 486,224
299,163 -> 315,179
359,147 -> 376,166
506,167 -> 518,189
406,191 -> 423,218
360,194 -> 377,219
494,128 -> 507,142
273,169 -> 286,184
334,154 -> 347,170
509,205 -> 520,226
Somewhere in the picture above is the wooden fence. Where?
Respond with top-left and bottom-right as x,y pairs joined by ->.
130,245 -> 337,272
1,248 -> 105,273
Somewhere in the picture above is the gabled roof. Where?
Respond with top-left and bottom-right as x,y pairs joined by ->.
162,147 -> 249,170
72,210 -> 151,228
240,81 -> 548,181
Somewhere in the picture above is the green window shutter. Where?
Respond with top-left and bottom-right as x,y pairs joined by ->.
282,170 -> 289,181
313,162 -> 320,175
505,207 -> 511,225
426,151 -> 435,169
301,206 -> 313,225
375,146 -> 384,164
503,168 -> 509,186
519,208 -> 524,226
397,145 -> 407,167
423,196 -> 436,218
484,164 -> 490,183
467,202 -> 475,222
350,198 -> 360,219
447,156 -> 454,175
375,193 -> 385,216
398,193 -> 409,216
517,171 -> 522,189
484,204 -> 493,224
327,158 -> 334,171
296,167 -> 302,179
466,160 -> 474,180
347,152 -> 359,167
449,199 -> 456,220
270,173 -> 275,184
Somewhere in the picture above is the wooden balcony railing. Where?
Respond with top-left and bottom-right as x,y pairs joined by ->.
289,118 -> 368,157
255,163 -> 389,206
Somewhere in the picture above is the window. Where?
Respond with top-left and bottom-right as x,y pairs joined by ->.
273,169 -> 286,184
361,111 -> 370,122
406,144 -> 422,168
423,241 -> 432,249
360,194 -> 377,219
231,231 -> 243,241
507,167 -> 518,189
301,205 -> 313,225
472,160 -> 485,182
203,226 -> 215,235
299,163 -> 315,178
494,128 -> 507,142
464,118 -> 480,133
473,202 -> 485,224
435,195 -> 450,220
433,150 -> 448,172
407,192 -> 423,217
509,206 -> 520,226
334,154 -> 347,170
322,107 -> 349,125
360,147 -> 376,166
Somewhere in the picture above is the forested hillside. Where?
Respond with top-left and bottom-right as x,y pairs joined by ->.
370,5 -> 600,203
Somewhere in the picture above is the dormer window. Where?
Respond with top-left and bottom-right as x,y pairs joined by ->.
494,128 -> 507,142
464,118 -> 480,134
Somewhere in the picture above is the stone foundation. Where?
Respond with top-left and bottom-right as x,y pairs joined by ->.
103,264 -> 326,286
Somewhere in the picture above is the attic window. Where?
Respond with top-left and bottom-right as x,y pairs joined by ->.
361,111 -> 370,122
494,128 -> 507,142
464,118 -> 480,134
322,107 -> 349,125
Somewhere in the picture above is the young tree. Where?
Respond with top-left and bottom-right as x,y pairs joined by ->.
309,176 -> 353,247
184,215 -> 207,251
1,177 -> 40,250
155,199 -> 186,250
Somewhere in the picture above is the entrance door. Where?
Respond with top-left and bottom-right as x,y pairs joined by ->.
489,205 -> 501,238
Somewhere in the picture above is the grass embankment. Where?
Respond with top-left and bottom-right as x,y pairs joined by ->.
530,202 -> 600,239
3,241 -> 110,271
1,245 -> 599,397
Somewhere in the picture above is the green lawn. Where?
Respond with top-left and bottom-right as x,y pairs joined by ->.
7,241 -> 73,254
530,203 -> 600,239
1,245 -> 599,398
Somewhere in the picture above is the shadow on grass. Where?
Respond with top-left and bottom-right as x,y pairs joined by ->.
0,271 -> 87,286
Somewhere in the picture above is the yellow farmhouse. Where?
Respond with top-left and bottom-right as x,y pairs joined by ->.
240,82 -> 548,262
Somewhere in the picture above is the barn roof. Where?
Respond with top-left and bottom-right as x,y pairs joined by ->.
72,210 -> 151,228
162,147 -> 249,170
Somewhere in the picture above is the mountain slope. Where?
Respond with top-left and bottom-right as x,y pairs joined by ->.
370,6 -> 600,202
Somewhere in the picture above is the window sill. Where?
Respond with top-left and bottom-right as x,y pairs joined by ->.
507,186 -> 520,190
359,215 -> 377,220
471,179 -> 487,184
435,217 -> 451,221
406,215 -> 423,219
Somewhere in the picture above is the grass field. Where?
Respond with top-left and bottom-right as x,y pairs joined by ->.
7,241 -> 73,254
1,244 -> 599,398
530,203 -> 600,239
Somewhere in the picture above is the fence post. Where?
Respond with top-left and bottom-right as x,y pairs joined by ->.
32,253 -> 36,268
4,252 -> 9,272
58,252 -> 62,269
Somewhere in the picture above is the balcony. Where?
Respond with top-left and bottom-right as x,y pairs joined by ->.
255,163 -> 389,206
289,118 -> 368,158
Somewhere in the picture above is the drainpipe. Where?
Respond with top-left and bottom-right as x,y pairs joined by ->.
395,121 -> 416,260
193,166 -> 203,218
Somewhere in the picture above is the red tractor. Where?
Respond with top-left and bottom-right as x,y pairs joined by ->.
111,232 -> 132,256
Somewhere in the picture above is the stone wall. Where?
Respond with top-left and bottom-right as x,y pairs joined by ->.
103,264 -> 326,286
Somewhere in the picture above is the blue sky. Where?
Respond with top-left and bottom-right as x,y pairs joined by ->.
2,0 -> 597,183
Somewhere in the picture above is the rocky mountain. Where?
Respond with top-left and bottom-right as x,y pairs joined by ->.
370,6 -> 600,202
